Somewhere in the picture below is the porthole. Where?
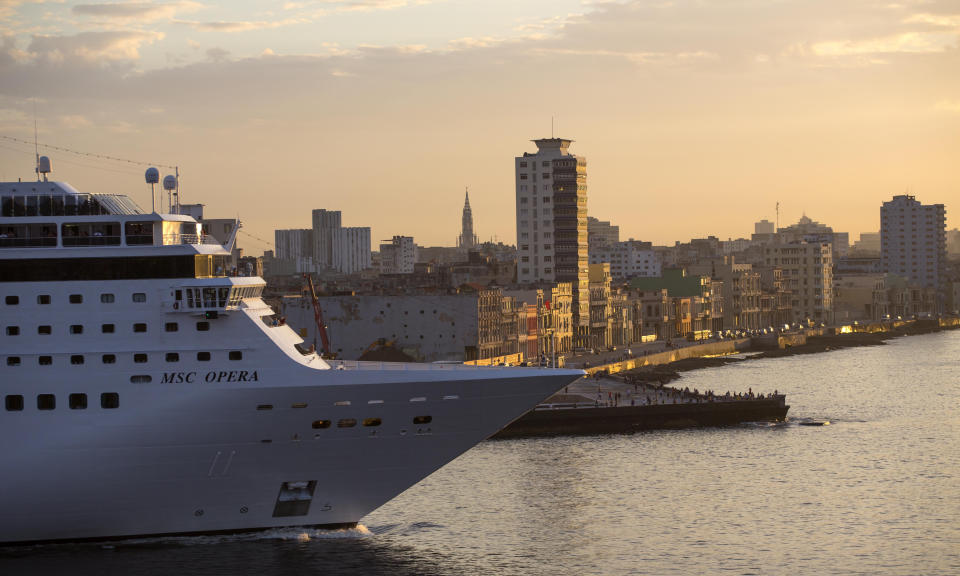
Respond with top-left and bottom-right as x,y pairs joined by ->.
69,294 -> 83,304
5,395 -> 24,411
6,356 -> 20,366
197,351 -> 211,361
37,295 -> 51,305
69,393 -> 87,410
102,354 -> 116,364
133,323 -> 147,333
292,402 -> 308,409
37,394 -> 56,410
363,418 -> 382,427
4,295 -> 18,305
6,326 -> 19,336
413,415 -> 432,424
37,325 -> 51,335
130,375 -> 152,384
69,325 -> 83,335
256,404 -> 273,411
165,322 -> 178,332
337,418 -> 357,428
229,351 -> 242,361
132,293 -> 146,303
165,352 -> 180,362
100,293 -> 115,303
70,355 -> 84,365
134,353 -> 148,363
101,324 -> 115,334
312,419 -> 331,429
196,321 -> 210,332
101,392 -> 120,409
38,356 -> 52,366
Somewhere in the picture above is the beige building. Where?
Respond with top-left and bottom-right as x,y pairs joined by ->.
763,241 -> 833,323
834,273 -> 888,322
588,263 -> 613,349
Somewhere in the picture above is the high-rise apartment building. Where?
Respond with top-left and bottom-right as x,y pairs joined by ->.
338,227 -> 372,274
457,189 -> 478,250
274,229 -> 313,261
881,195 -> 947,311
515,138 -> 589,346
311,209 -> 342,270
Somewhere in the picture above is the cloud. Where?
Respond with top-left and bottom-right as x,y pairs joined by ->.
176,18 -> 307,33
289,0 -> 433,13
72,1 -> 202,22
58,114 -> 93,129
810,31 -> 958,57
26,30 -> 163,64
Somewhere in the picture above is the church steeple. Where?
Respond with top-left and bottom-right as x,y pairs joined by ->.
457,187 -> 478,250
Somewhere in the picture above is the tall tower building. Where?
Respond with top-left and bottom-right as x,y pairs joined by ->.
515,138 -> 590,346
311,209 -> 342,270
881,194 -> 947,311
457,188 -> 478,250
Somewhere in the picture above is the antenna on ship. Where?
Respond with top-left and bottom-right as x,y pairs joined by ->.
163,174 -> 177,214
33,102 -> 40,182
145,167 -> 159,213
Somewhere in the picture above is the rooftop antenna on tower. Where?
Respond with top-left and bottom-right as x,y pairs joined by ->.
776,201 -> 780,232
33,101 -> 40,182
551,116 -> 554,138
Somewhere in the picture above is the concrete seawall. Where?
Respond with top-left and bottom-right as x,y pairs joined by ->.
583,339 -> 750,376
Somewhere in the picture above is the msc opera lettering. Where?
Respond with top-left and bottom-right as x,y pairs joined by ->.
161,370 -> 259,384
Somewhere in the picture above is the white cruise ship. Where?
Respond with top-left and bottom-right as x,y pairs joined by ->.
0,158 -> 583,545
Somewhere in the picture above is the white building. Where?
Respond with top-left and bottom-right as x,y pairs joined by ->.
274,229 -> 313,262
881,194 -> 948,311
379,235 -> 416,274
337,227 -> 371,274
311,209 -> 341,270
515,138 -> 590,346
589,240 -> 661,281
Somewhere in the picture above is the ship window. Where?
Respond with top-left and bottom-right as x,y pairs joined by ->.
413,415 -> 432,424
197,351 -> 211,361
130,375 -> 152,384
363,418 -> 382,427
38,325 -> 51,335
101,392 -> 120,409
165,352 -> 179,362
5,395 -> 23,411
6,326 -> 19,336
4,296 -> 17,305
37,294 -> 50,305
196,321 -> 210,332
6,356 -> 20,366
70,355 -> 84,365
229,351 -> 242,361
102,354 -> 116,364
132,293 -> 146,303
37,394 -> 56,410
125,221 -> 153,245
292,402 -> 308,409
39,356 -> 52,365
134,353 -> 148,363
61,222 -> 121,246
337,418 -> 357,428
70,324 -> 83,334
101,324 -> 115,334
69,294 -> 83,304
100,293 -> 115,303
257,404 -> 273,411
69,393 -> 87,410
312,419 -> 331,429
165,322 -> 178,332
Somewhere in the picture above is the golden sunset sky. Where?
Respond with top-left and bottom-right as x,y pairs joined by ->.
0,0 -> 957,253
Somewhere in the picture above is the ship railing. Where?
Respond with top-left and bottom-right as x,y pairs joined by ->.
327,360 -> 487,372
162,233 -> 224,246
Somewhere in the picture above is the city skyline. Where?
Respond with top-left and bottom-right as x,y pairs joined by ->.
0,0 -> 957,251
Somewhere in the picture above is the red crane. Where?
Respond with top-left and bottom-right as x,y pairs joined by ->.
303,273 -> 331,357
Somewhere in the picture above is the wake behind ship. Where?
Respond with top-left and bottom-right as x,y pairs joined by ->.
0,159 -> 583,544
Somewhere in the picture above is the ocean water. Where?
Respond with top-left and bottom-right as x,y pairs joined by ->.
3,331 -> 957,576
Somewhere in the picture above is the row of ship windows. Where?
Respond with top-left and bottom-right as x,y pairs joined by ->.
305,415 -> 432,429
5,350 -> 242,366
4,293 -> 147,306
5,321 -> 211,336
5,393 -> 119,411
